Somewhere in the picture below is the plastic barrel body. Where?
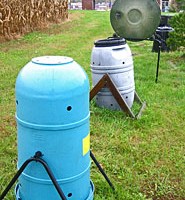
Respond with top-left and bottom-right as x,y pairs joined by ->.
91,38 -> 135,110
15,56 -> 94,200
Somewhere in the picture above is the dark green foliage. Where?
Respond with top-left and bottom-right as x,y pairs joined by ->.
176,0 -> 185,10
168,13 -> 185,50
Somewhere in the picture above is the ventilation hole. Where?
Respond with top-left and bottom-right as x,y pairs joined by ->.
126,96 -> 128,99
122,62 -> 125,64
93,62 -> 95,64
67,106 -> 72,111
68,193 -> 72,197
16,100 -> 18,105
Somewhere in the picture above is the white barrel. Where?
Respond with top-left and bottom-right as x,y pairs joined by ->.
90,37 -> 135,110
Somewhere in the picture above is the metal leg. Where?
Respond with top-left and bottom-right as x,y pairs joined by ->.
0,151 -> 67,200
90,151 -> 115,190
155,41 -> 161,83
134,92 -> 146,119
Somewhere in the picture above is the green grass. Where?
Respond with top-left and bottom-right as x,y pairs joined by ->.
0,10 -> 185,200
161,12 -> 178,16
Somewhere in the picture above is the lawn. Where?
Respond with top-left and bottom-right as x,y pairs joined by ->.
0,10 -> 185,200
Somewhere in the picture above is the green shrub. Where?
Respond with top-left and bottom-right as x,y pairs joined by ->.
167,13 -> 185,51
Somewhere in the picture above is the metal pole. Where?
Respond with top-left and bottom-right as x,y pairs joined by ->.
155,39 -> 161,83
35,153 -> 67,200
0,158 -> 33,200
90,151 -> 115,190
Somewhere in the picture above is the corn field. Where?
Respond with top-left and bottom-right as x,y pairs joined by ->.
0,0 -> 68,40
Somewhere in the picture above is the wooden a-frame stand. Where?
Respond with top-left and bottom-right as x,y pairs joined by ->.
90,74 -> 146,119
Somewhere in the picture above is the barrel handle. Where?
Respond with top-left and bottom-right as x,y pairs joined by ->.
112,47 -> 125,51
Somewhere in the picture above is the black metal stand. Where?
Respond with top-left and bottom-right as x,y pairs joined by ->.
90,151 -> 115,190
152,31 -> 170,83
0,151 -> 67,200
155,40 -> 161,83
1,150 -> 114,200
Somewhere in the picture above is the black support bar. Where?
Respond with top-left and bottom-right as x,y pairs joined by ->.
0,151 -> 67,200
90,151 -> 115,190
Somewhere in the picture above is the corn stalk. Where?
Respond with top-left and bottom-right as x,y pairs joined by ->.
0,0 -> 68,40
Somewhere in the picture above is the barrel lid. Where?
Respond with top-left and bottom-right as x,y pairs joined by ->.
110,0 -> 161,41
32,56 -> 73,65
94,37 -> 126,47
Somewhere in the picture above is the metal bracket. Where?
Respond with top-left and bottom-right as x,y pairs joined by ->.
90,73 -> 146,119
0,151 -> 67,200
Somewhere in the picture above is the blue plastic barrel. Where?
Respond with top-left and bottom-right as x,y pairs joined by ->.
15,56 -> 94,200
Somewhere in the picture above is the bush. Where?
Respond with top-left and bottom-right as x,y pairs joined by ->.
167,12 -> 185,51
176,0 -> 185,11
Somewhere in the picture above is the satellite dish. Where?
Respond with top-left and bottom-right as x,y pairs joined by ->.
110,0 -> 161,41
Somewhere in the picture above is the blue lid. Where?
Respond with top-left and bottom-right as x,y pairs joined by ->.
32,56 -> 73,65
15,56 -> 89,126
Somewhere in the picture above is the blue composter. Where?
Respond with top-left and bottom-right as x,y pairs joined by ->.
15,56 -> 94,200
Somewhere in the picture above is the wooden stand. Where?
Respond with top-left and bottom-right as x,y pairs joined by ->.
90,74 -> 146,119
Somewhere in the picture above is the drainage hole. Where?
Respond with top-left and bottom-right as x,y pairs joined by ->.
67,106 -> 72,111
126,96 -> 128,99
16,100 -> 18,105
110,104 -> 113,106
122,62 -> 125,64
68,193 -> 72,197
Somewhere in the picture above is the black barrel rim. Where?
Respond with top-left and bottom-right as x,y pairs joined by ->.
94,37 -> 126,47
